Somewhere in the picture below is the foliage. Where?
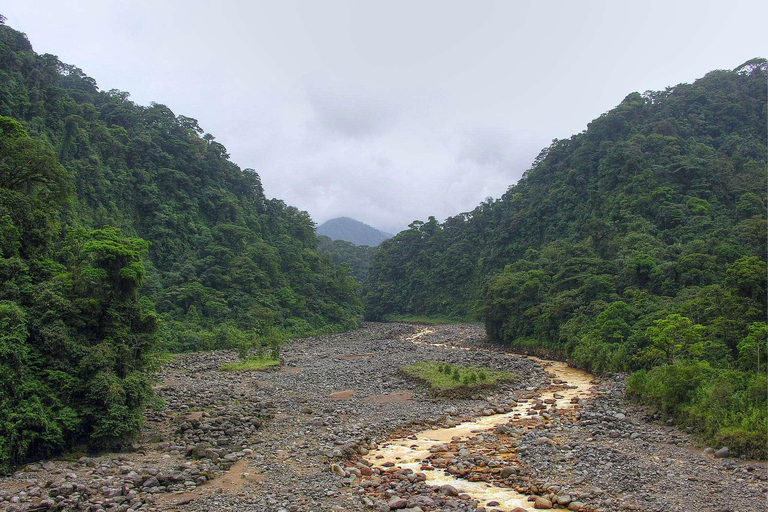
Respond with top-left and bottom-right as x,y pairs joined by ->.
365,60 -> 768,455
0,117 -> 158,470
399,361 -> 517,396
317,235 -> 377,283
627,363 -> 767,458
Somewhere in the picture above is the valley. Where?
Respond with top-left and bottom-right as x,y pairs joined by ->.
1,324 -> 763,512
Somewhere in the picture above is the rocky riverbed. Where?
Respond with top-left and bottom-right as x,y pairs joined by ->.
0,323 -> 765,512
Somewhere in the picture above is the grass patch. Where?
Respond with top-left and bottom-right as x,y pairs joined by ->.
220,356 -> 281,372
400,361 -> 517,396
384,314 -> 474,325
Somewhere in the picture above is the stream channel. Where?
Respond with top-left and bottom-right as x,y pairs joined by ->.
364,331 -> 595,511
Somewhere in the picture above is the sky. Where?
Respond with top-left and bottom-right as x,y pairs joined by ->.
3,1 -> 766,234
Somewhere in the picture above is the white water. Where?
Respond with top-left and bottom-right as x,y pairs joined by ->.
365,345 -> 595,511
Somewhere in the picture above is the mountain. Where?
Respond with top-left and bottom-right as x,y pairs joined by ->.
364,59 -> 767,457
316,217 -> 392,246
0,21 -> 361,471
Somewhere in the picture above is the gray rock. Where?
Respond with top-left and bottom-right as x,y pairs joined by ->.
407,495 -> 434,508
388,497 -> 408,509
141,476 -> 159,488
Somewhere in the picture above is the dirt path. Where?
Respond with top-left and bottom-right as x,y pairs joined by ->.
0,323 -> 764,512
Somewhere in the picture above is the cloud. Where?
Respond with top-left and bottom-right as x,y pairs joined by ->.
458,127 -> 515,168
305,84 -> 401,139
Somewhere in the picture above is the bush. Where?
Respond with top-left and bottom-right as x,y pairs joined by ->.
628,362 -> 767,457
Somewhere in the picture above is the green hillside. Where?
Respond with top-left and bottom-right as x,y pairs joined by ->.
365,60 -> 767,456
0,21 -> 361,472
317,235 -> 377,283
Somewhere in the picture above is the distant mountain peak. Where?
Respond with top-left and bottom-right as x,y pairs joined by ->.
316,217 -> 392,246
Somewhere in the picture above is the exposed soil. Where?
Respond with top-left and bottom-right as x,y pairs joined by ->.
0,323 -> 765,512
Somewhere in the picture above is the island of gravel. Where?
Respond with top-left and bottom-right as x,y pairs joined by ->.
0,323 -> 764,512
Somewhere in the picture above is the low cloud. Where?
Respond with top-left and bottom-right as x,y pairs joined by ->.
305,84 -> 401,140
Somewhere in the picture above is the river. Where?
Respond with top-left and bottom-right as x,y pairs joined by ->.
364,333 -> 595,511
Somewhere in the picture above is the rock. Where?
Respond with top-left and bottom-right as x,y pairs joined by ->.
534,496 -> 553,509
330,463 -> 346,477
189,443 -> 209,458
703,447 -> 716,455
439,484 -> 459,496
714,447 -> 729,459
388,497 -> 408,509
511,508 -> 528,512
556,494 -> 572,505
407,496 -> 434,508
124,471 -> 143,485
501,466 -> 515,478
141,476 -> 159,488
568,502 -> 586,511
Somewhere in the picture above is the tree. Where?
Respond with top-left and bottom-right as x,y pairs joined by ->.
644,314 -> 704,365
0,116 -> 69,201
737,322 -> 768,372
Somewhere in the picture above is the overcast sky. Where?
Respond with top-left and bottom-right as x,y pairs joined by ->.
4,1 -> 766,234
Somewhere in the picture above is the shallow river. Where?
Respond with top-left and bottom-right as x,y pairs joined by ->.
365,344 -> 595,511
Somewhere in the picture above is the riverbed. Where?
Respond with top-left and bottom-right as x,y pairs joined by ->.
364,333 -> 596,511
0,323 -> 763,512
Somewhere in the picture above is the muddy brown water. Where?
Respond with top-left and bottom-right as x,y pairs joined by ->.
365,350 -> 595,511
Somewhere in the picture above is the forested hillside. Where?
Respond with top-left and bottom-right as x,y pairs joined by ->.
0,21 -> 361,472
365,60 -> 767,456
317,235 -> 377,283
